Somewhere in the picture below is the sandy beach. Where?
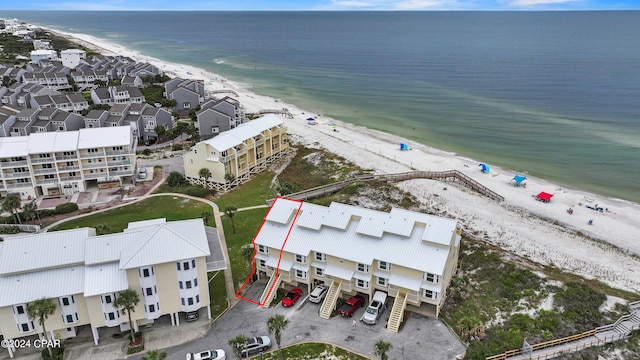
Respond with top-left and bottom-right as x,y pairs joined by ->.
53,28 -> 640,293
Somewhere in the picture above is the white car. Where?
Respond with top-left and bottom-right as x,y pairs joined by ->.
308,284 -> 328,303
137,167 -> 147,179
186,349 -> 225,360
239,336 -> 271,357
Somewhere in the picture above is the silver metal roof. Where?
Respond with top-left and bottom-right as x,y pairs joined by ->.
254,199 -> 458,276
0,266 -> 85,308
77,125 -> 132,149
200,115 -> 284,152
83,263 -> 129,297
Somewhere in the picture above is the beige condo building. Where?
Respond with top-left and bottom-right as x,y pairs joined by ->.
183,114 -> 288,192
0,218 -> 213,359
253,198 -> 461,333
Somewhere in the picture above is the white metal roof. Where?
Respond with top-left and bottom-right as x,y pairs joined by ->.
77,125 -> 132,149
127,218 -> 167,229
324,264 -> 354,280
83,263 -> 129,297
0,228 -> 90,276
119,219 -> 210,269
27,131 -> 79,153
84,232 -> 138,265
0,136 -> 30,158
0,266 -> 85,308
389,273 -> 422,292
199,114 -> 284,152
254,199 -> 458,276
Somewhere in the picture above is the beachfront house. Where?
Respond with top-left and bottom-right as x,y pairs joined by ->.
183,114 -> 289,192
196,96 -> 246,140
0,125 -> 136,199
253,198 -> 462,332
60,49 -> 86,69
29,49 -> 57,65
0,110 -> 17,137
84,109 -> 109,128
0,218 -> 218,359
9,109 -> 38,136
164,78 -> 205,115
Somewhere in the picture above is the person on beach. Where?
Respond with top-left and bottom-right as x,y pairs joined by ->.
352,319 -> 357,330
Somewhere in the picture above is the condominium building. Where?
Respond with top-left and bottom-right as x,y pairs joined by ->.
253,198 -> 461,333
0,218 -> 213,359
183,114 -> 289,192
0,125 -> 136,200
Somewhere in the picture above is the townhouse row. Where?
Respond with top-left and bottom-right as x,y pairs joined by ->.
252,198 -> 462,332
0,218 -> 213,359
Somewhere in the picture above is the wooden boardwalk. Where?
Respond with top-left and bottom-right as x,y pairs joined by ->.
487,301 -> 640,360
268,169 -> 504,205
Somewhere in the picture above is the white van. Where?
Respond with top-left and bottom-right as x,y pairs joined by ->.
361,291 -> 387,325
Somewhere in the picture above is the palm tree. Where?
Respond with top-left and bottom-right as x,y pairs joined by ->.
113,289 -> 140,344
228,334 -> 248,358
224,172 -> 236,184
27,298 -> 56,358
143,349 -> 167,360
2,194 -> 22,224
96,224 -> 110,235
198,168 -> 212,184
224,206 -> 237,234
373,339 -> 393,360
200,211 -> 212,226
267,314 -> 289,360
21,201 -> 39,222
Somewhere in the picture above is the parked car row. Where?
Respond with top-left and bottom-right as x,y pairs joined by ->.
187,336 -> 271,359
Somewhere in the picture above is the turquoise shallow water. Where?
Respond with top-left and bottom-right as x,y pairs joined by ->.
4,11 -> 639,203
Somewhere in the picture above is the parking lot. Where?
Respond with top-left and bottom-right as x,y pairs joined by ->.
157,283 -> 466,360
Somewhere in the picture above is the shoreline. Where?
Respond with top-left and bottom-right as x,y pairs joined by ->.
39,25 -> 640,293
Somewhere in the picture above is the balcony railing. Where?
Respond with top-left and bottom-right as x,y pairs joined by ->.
55,154 -> 78,160
80,151 -> 105,158
57,166 -> 80,171
29,157 -> 55,164
32,168 -> 57,175
3,172 -> 30,178
82,163 -> 106,169
107,159 -> 132,166
59,176 -> 82,181
35,178 -> 58,185
105,149 -> 132,156
6,182 -> 33,189
83,173 -> 104,180
109,170 -> 133,176
0,160 -> 28,168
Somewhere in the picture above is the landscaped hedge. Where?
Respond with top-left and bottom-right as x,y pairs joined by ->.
55,202 -> 79,214
0,226 -> 20,234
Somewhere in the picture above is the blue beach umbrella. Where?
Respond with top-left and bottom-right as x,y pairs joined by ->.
512,174 -> 527,186
479,163 -> 490,173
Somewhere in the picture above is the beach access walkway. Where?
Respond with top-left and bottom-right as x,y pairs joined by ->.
269,169 -> 505,204
487,301 -> 640,360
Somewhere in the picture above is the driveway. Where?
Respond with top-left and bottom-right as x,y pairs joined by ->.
138,283 -> 466,360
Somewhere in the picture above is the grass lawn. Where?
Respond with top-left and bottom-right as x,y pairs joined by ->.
260,342 -> 368,360
220,208 -> 269,290
214,171 -> 277,210
51,196 -> 212,233
208,271 -> 228,320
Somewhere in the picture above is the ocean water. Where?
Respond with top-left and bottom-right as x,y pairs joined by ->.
3,11 -> 640,203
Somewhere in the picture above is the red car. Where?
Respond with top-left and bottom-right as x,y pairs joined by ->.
281,288 -> 303,307
338,295 -> 365,317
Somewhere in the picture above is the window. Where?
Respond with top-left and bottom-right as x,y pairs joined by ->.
142,268 -> 150,277
38,153 -> 51,158
424,273 -> 439,283
146,287 -> 153,296
194,278 -> 198,287
183,261 -> 190,270
21,323 -> 31,332
295,254 -> 307,264
315,268 -> 324,277
377,277 -> 388,287
62,297 -> 70,306
43,163 -> 52,169
378,261 -> 391,271
179,281 -> 183,289
112,146 -> 123,151
196,295 -> 200,303
423,289 -> 437,300
181,298 -> 185,306
356,263 -> 369,273
356,279 -> 369,289
258,259 -> 266,267
15,305 -> 25,314
192,259 -> 196,268
107,312 -> 116,321
211,126 -> 219,134
183,102 -> 191,108
44,174 -> 55,179
186,281 -> 192,289
188,297 -> 194,305
148,304 -> 155,313
177,262 -> 181,270
295,270 -> 307,279
87,148 -> 99,153
258,245 -> 268,254
104,295 -> 112,304
65,314 -> 74,323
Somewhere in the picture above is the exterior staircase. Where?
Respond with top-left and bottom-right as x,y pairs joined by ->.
319,278 -> 342,319
259,272 -> 281,307
387,290 -> 408,333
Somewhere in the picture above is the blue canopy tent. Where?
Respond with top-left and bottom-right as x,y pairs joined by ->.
479,163 -> 490,173
512,174 -> 527,186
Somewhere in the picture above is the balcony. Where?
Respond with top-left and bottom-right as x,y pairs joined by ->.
109,170 -> 133,176
0,160 -> 28,168
80,151 -> 105,158
3,172 -> 30,179
107,159 -> 131,166
57,165 -> 80,171
59,176 -> 82,181
55,154 -> 78,160
83,173 -> 103,180
32,168 -> 57,175
105,149 -> 132,156
30,157 -> 55,164
6,182 -> 33,189
35,178 -> 58,185
82,163 -> 106,169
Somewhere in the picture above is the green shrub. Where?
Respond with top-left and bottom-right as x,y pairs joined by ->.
55,202 -> 78,214
141,148 -> 152,156
179,186 -> 209,198
41,345 -> 64,360
40,209 -> 57,218
0,226 -> 20,234
167,171 -> 188,187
